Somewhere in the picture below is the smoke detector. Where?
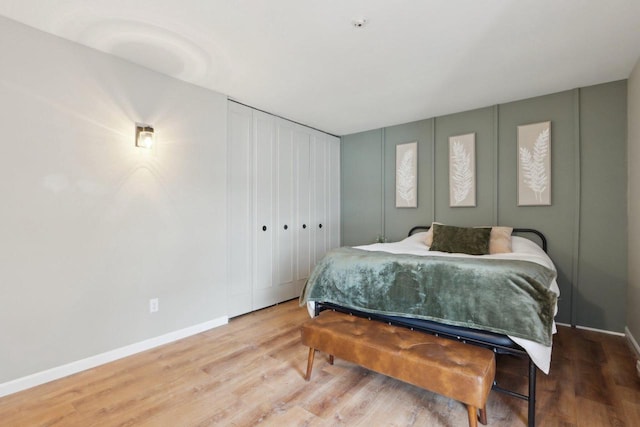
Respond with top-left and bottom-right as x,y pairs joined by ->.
352,18 -> 368,29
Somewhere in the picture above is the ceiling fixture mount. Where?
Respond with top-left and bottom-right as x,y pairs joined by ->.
352,18 -> 368,29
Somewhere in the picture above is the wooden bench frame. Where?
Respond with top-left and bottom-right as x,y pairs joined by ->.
301,311 -> 496,427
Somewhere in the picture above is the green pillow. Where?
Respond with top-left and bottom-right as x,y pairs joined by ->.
429,224 -> 491,255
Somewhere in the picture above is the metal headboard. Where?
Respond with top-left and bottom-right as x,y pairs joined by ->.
408,225 -> 548,253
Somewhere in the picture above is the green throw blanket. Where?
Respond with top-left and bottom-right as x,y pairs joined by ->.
300,247 -> 558,346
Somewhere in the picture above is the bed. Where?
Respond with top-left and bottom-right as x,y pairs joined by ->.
300,225 -> 559,427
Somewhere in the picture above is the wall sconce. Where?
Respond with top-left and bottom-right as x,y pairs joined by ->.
135,123 -> 154,148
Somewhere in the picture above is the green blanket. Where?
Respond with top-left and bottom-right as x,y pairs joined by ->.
300,247 -> 558,346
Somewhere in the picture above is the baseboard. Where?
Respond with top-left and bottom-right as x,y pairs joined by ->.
625,326 -> 640,358
575,324 -> 625,336
0,315 -> 228,398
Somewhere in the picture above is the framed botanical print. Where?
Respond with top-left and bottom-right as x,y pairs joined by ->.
449,133 -> 476,207
518,121 -> 551,206
395,142 -> 417,208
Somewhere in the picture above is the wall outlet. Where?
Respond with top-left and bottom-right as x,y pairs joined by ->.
149,298 -> 159,313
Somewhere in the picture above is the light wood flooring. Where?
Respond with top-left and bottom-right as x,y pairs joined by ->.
1,300 -> 639,426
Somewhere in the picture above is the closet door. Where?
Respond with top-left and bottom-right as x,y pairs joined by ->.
295,127 -> 312,291
227,102 -> 253,317
328,135 -> 341,249
272,119 -> 296,303
252,110 -> 277,310
312,132 -> 328,265
227,101 -> 339,314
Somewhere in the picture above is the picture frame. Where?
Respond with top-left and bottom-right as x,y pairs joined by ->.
395,141 -> 418,208
517,121 -> 551,206
448,133 -> 476,207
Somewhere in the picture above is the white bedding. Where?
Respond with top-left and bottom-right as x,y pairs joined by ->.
307,232 -> 559,374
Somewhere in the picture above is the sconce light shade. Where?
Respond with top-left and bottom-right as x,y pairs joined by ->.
135,124 -> 154,148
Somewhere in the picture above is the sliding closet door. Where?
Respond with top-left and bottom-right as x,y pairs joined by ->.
259,118 -> 295,304
295,126 -> 312,291
328,135 -> 341,249
227,101 -> 340,315
312,132 -> 328,265
227,102 -> 253,317
252,110 -> 276,310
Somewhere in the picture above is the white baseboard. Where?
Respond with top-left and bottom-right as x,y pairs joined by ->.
575,324 -> 625,336
626,327 -> 640,358
555,321 -> 626,336
0,315 -> 228,398
556,323 -> 640,358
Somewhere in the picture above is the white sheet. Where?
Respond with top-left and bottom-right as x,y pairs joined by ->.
307,232 -> 559,374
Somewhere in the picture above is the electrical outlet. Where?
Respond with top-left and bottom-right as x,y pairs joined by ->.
149,298 -> 159,313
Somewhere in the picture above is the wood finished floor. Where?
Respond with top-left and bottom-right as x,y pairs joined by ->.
1,300 -> 639,426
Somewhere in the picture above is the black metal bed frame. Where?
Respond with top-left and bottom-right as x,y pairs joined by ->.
315,226 -> 549,427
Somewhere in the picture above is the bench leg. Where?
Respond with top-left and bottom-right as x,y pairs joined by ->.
467,405 -> 478,427
305,348 -> 315,381
479,405 -> 487,425
329,355 -> 334,365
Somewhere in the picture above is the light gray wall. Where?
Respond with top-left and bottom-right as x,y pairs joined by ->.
341,81 -> 628,331
0,17 -> 228,383
628,57 -> 640,345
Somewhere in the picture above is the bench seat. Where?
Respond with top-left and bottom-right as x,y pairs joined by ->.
301,310 -> 496,427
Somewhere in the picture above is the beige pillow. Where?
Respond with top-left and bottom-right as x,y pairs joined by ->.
424,222 -> 442,246
488,226 -> 513,254
425,223 -> 513,254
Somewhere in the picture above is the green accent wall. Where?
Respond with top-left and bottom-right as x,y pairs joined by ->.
383,120 -> 434,242
341,129 -> 384,246
435,107 -> 497,226
340,80 -> 628,331
578,82 -> 627,330
497,90 -> 578,325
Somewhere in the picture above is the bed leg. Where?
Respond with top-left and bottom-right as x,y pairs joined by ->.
329,354 -> 334,365
305,348 -> 315,381
528,358 -> 536,427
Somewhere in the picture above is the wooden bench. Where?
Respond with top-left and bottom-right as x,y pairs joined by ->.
301,310 -> 496,427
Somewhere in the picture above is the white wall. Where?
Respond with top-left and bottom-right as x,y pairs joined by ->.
628,56 -> 640,350
0,16 -> 227,384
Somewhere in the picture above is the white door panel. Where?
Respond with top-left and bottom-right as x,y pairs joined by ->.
227,103 -> 253,317
253,111 -> 276,309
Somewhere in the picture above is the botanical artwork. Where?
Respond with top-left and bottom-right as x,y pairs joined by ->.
518,121 -> 551,206
449,133 -> 476,207
395,142 -> 417,208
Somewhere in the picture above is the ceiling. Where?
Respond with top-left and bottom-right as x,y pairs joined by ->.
1,0 -> 639,136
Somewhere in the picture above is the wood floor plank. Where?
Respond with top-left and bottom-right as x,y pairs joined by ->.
1,300 -> 639,426
622,398 -> 640,425
575,397 -> 626,427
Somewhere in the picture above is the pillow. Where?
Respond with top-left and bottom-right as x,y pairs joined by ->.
429,224 -> 491,255
423,222 -> 442,246
425,223 -> 512,254
488,226 -> 513,254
